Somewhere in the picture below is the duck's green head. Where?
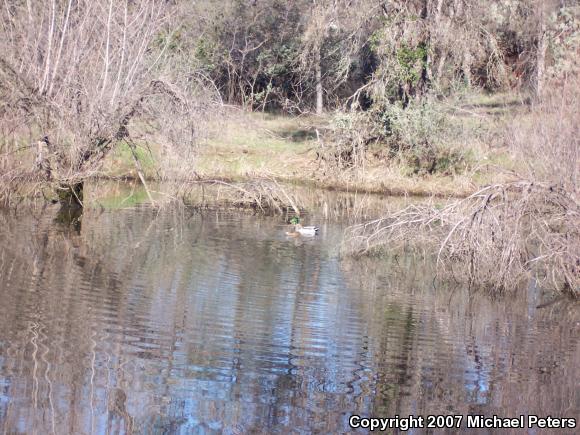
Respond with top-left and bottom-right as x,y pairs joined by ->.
290,216 -> 300,225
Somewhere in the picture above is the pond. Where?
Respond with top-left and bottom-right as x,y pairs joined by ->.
0,191 -> 578,434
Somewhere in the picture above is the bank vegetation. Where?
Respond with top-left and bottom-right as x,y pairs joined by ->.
344,80 -> 579,295
0,1 -> 578,293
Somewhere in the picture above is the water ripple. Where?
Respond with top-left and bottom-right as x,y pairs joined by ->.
0,206 -> 578,434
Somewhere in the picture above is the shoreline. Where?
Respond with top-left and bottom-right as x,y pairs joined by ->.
83,173 -> 475,199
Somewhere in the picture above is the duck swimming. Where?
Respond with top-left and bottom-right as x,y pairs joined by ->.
286,217 -> 319,237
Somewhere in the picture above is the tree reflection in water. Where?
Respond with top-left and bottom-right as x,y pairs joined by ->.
0,204 -> 578,434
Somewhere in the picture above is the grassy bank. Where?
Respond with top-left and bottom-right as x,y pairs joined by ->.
99,92 -> 523,198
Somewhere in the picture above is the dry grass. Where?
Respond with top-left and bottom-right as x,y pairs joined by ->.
191,106 -> 518,198
196,110 -> 319,180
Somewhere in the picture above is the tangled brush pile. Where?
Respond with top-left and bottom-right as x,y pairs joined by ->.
344,182 -> 579,295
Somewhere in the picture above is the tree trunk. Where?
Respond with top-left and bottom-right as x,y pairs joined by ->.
429,0 -> 445,84
535,21 -> 547,99
58,182 -> 84,207
436,52 -> 448,82
34,138 -> 83,207
463,51 -> 472,87
315,45 -> 323,115
35,139 -> 52,180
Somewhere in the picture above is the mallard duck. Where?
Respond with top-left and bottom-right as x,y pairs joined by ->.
286,217 -> 319,237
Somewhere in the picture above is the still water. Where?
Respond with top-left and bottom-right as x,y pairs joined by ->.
0,199 -> 578,434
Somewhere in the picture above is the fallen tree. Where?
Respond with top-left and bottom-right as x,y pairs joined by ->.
343,181 -> 579,295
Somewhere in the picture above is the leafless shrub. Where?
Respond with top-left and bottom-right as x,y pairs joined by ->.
135,77 -> 222,182
344,182 -> 579,295
0,0 -> 211,204
506,78 -> 579,192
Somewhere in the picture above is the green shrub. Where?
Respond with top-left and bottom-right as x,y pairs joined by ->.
321,100 -> 467,175
374,99 -> 466,174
